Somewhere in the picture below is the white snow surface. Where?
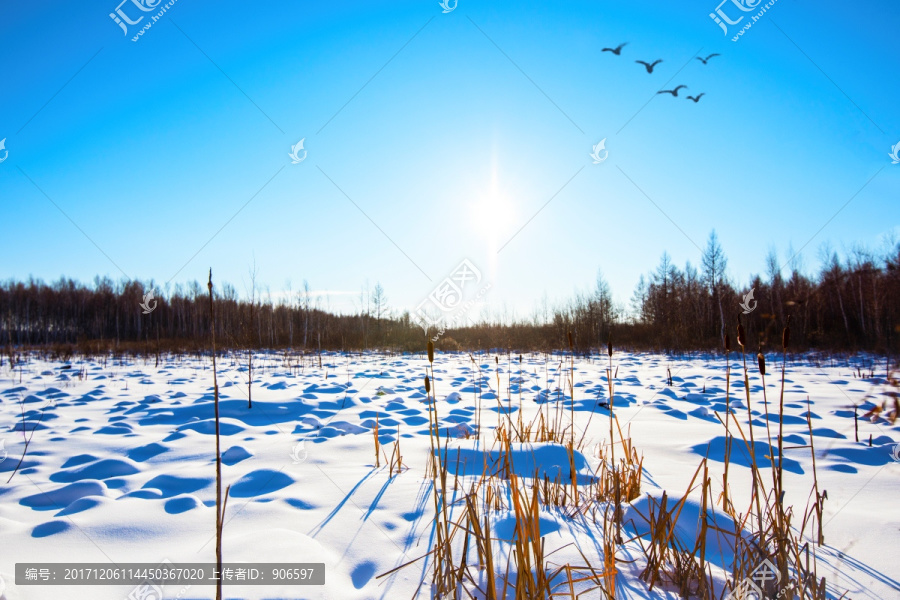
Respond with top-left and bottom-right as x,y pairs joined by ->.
0,351 -> 898,599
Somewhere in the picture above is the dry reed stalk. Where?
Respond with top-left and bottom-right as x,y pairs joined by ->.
567,440 -> 579,509
691,462 -> 711,599
738,319 -> 765,536
778,318 -> 791,505
6,392 -> 51,484
608,338 -> 615,468
720,333 -> 735,515
469,354 -> 482,439
207,269 -> 225,600
804,395 -> 826,546
424,370 -> 444,590
373,413 -> 380,468
389,424 -> 403,478
773,321 -> 790,585
636,460 -> 707,596
602,502 -> 618,598
758,351 -> 780,491
427,342 -> 455,595
569,355 -> 576,447
517,354 -> 524,435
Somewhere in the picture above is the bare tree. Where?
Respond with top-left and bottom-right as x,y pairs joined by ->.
300,280 -> 311,350
373,282 -> 388,346
702,230 -> 728,342
245,261 -> 258,409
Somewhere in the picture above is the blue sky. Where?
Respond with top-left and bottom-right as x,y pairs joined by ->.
1,0 -> 897,317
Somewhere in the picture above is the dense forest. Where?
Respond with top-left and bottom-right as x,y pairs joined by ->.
2,232 -> 898,356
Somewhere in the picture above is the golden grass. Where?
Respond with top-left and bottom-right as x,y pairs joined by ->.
381,331 -> 832,599
380,344 -> 646,598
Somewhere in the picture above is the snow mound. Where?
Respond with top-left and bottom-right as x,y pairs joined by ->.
20,481 -> 108,511
50,458 -> 141,483
222,445 -> 253,466
164,495 -> 203,514
141,474 -> 212,498
229,469 -> 295,498
126,442 -> 169,462
441,442 -> 597,484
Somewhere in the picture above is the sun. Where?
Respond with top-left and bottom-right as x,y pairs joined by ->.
471,163 -> 516,249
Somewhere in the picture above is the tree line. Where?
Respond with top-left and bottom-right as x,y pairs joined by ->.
2,232 -> 898,356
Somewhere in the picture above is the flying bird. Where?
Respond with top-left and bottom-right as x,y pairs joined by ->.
636,59 -> 663,73
602,42 -> 628,55
696,53 -> 720,65
686,93 -> 705,103
658,85 -> 687,97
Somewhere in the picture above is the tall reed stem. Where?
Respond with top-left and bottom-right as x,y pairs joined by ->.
208,269 -> 224,600
738,320 -> 764,535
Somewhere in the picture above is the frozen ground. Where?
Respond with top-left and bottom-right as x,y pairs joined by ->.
0,350 -> 898,599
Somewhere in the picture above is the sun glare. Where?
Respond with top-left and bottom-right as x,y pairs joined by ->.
471,159 -> 516,250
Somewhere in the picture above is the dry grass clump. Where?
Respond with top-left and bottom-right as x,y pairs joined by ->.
387,424 -> 405,478
380,326 -> 836,599
633,318 -> 829,599
382,340 -> 643,598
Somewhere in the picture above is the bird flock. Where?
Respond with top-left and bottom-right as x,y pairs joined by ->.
601,42 -> 719,103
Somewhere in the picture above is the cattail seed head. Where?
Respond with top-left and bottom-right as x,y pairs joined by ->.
495,356 -> 498,365
427,341 -> 434,363
607,338 -> 613,357
737,322 -> 746,348
724,333 -> 731,353
567,331 -> 573,349
424,375 -> 431,394
757,352 -> 766,376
